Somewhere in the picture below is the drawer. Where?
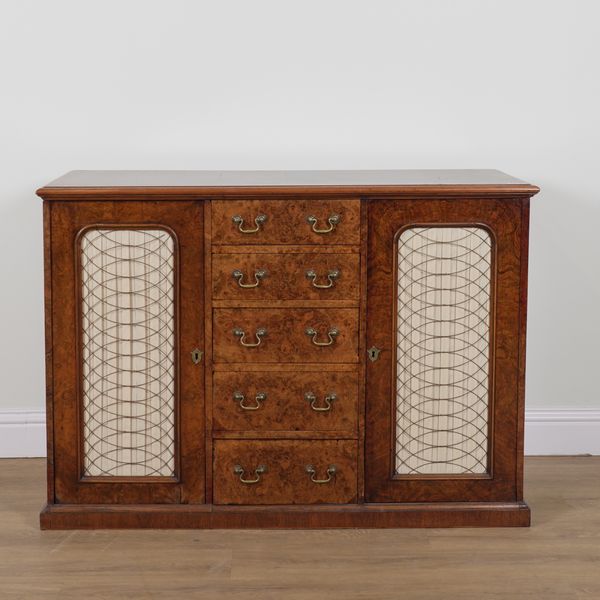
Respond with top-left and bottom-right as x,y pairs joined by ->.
213,371 -> 358,433
211,199 -> 360,245
212,252 -> 360,302
213,440 -> 358,505
213,308 -> 359,363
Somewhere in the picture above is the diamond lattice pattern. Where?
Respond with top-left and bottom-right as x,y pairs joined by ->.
80,229 -> 176,477
395,227 -> 492,475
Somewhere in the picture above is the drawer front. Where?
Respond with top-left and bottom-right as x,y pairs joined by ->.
211,199 -> 360,245
212,252 -> 360,302
213,371 -> 358,433
213,440 -> 358,504
213,308 -> 359,363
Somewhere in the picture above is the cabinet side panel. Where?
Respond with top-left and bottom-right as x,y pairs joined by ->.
43,201 -> 55,503
516,199 -> 530,500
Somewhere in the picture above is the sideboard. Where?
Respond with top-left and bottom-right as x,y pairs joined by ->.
37,170 -> 539,529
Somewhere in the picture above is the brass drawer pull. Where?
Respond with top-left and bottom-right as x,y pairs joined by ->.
232,268 -> 267,288
306,464 -> 337,484
306,269 -> 340,289
305,327 -> 339,347
306,213 -> 341,234
233,327 -> 267,347
232,214 -> 267,234
233,391 -> 267,411
234,464 -> 267,484
305,392 -> 337,412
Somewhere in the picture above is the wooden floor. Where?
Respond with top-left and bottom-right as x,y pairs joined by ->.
1,458 -> 599,599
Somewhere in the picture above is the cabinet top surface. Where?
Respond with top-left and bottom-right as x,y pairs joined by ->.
38,170 -> 539,199
43,169 -> 531,188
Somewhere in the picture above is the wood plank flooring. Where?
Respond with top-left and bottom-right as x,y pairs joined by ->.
0,457 -> 599,599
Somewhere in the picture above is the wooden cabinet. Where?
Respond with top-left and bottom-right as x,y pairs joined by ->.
38,170 -> 538,529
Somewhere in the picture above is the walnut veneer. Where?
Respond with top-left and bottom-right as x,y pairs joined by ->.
37,170 -> 539,529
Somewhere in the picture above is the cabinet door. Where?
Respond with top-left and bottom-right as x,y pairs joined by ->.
366,199 -> 525,503
50,201 -> 204,504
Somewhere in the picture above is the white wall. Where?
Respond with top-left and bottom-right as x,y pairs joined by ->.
1,1 -> 599,453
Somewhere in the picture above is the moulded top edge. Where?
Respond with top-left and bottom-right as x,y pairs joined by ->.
38,169 -> 536,189
36,169 -> 539,200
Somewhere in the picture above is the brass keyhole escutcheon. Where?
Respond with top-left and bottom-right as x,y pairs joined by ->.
368,346 -> 381,362
191,348 -> 203,364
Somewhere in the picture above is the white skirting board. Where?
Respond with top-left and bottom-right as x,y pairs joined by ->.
524,410 -> 600,455
0,409 -> 599,458
0,411 -> 47,458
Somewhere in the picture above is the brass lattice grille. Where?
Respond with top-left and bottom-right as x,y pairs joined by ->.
395,227 -> 492,475
80,229 -> 176,477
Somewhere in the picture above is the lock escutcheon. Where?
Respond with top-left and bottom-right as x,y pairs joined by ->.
367,346 -> 381,362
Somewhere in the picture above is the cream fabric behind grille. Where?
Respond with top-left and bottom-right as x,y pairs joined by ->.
80,229 -> 176,477
395,227 -> 491,475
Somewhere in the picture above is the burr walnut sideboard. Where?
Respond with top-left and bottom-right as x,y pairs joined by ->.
37,170 -> 539,529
